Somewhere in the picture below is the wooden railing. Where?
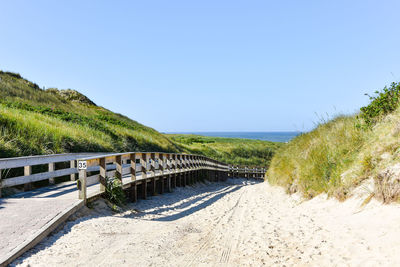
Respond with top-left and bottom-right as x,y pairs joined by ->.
228,166 -> 266,179
76,152 -> 230,203
0,152 -> 266,201
0,153 -> 106,198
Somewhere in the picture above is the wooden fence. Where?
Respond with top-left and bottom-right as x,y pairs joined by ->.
0,153 -> 107,198
0,152 -> 266,202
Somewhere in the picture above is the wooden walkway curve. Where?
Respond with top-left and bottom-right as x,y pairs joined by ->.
0,152 -> 266,266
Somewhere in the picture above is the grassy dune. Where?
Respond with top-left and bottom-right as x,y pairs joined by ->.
0,70 -> 180,157
167,134 -> 282,166
267,82 -> 400,202
267,115 -> 364,199
0,71 -> 280,167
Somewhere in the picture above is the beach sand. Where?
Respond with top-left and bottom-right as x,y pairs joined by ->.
12,178 -> 400,266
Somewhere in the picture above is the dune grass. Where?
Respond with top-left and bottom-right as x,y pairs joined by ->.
267,115 -> 365,199
267,82 -> 400,202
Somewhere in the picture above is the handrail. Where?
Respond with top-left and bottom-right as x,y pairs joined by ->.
0,152 -> 265,200
0,153 -> 107,169
75,152 -> 229,202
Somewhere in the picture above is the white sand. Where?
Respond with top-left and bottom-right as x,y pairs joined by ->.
12,179 -> 400,266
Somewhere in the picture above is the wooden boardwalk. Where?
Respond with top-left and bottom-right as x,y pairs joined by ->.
0,182 -> 83,266
0,152 -> 266,266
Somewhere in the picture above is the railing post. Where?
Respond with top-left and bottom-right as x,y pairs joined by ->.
182,154 -> 187,186
78,169 -> 87,204
140,153 -> 147,179
158,153 -> 164,176
116,155 -> 122,181
164,153 -> 172,192
130,153 -> 136,181
70,160 -> 76,181
186,155 -> 191,185
193,155 -> 198,182
0,169 -> 2,198
190,155 -> 195,184
177,154 -> 181,186
24,166 -> 32,191
171,154 -> 177,188
48,162 -> 55,184
99,157 -> 106,192
149,153 -> 157,195
157,153 -> 164,194
129,153 -> 137,202
146,153 -> 152,177
139,153 -> 147,199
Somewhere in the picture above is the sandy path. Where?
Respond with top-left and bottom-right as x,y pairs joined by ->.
12,179 -> 400,266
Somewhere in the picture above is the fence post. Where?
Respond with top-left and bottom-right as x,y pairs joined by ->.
171,154 -> 177,188
78,169 -> 87,204
146,153 -> 152,177
158,153 -> 164,176
182,154 -> 187,186
164,153 -> 172,192
24,166 -> 32,191
99,157 -> 106,192
157,153 -> 164,194
70,160 -> 76,181
0,169 -> 2,198
48,162 -> 55,184
141,153 -> 147,179
130,153 -> 136,181
149,153 -> 157,195
116,155 -> 123,181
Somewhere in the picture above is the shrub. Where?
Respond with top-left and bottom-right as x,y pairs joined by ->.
104,178 -> 126,207
359,82 -> 400,127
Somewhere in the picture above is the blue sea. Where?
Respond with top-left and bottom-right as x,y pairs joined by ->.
169,132 -> 301,143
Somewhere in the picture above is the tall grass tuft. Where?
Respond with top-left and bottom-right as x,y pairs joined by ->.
267,81 -> 400,202
267,115 -> 364,199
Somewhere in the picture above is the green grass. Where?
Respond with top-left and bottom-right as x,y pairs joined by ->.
267,82 -> 400,202
0,70 -> 179,157
0,70 -> 280,168
267,115 -> 364,199
167,134 -> 282,166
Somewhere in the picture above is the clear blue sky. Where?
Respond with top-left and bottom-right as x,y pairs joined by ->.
1,1 -> 400,132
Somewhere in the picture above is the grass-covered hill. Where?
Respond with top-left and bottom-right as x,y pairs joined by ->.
0,70 -> 181,157
0,71 -> 280,166
167,134 -> 282,167
267,82 -> 400,203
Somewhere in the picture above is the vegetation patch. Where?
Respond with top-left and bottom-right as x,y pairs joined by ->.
168,134 -> 282,167
359,82 -> 400,127
0,70 -> 279,170
267,81 -> 400,202
104,178 -> 126,209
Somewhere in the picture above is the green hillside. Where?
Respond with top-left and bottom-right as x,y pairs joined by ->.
267,82 -> 400,202
167,134 -> 282,166
0,71 -> 180,157
0,71 -> 280,167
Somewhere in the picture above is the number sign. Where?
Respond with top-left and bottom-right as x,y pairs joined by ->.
78,161 -> 87,170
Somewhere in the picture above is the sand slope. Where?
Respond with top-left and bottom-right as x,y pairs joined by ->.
12,179 -> 400,266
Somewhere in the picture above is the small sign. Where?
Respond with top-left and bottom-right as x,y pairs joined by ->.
78,161 -> 87,170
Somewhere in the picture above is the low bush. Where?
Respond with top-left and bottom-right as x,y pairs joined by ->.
359,82 -> 400,127
104,178 -> 126,207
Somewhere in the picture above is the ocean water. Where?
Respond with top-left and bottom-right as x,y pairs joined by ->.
169,132 -> 301,143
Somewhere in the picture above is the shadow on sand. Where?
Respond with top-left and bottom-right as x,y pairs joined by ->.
124,179 -> 262,222
10,178 -> 262,266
